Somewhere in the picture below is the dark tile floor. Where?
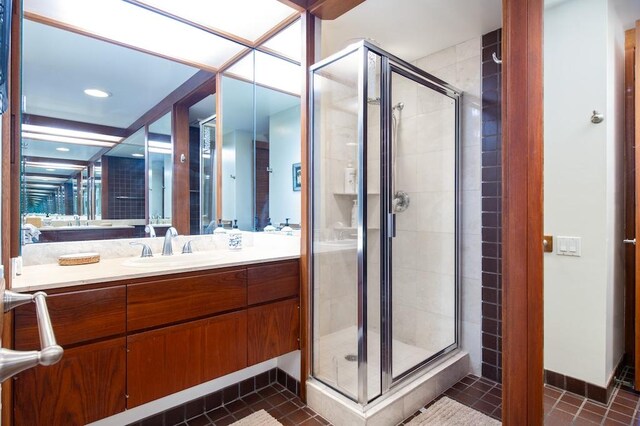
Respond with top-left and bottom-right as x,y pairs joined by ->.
149,372 -> 640,425
168,383 -> 330,426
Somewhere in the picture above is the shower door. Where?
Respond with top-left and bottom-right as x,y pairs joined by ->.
385,67 -> 459,383
310,41 -> 460,405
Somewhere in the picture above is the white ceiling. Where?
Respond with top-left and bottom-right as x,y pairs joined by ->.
23,20 -> 200,129
321,0 -> 502,62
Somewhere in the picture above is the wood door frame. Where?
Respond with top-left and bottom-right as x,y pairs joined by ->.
501,0 -> 544,423
634,19 -> 640,391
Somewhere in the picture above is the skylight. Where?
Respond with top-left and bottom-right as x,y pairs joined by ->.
128,0 -> 298,44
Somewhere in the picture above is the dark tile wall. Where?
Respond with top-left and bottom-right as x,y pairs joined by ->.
481,28 -> 503,383
105,156 -> 145,219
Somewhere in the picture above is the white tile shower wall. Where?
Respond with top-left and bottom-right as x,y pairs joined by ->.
313,38 -> 482,376
409,37 -> 482,375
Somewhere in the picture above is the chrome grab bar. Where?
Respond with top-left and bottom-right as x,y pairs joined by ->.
0,290 -> 64,382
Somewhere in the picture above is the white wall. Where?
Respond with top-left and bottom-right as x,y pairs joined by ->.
269,105 -> 302,226
222,130 -> 253,230
544,0 -> 626,387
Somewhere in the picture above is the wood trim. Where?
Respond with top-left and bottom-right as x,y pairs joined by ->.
215,73 -> 223,221
299,10 -> 315,402
22,114 -> 128,138
635,19 -> 640,392
126,70 -> 215,134
171,103 -> 190,234
277,0 -> 307,12
307,0 -> 365,20
624,28 -> 636,373
24,12 -> 218,74
502,0 -> 544,423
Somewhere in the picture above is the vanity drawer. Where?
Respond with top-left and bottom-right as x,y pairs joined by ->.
247,260 -> 299,305
14,286 -> 126,349
127,268 -> 247,331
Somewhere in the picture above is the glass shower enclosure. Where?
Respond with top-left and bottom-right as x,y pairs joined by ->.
311,41 -> 461,405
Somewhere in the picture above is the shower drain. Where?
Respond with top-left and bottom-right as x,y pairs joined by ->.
344,354 -> 357,362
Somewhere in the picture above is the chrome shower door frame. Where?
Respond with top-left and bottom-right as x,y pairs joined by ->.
309,40 -> 462,406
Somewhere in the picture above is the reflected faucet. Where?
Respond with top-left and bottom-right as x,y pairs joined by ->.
73,215 -> 80,226
145,224 -> 156,238
162,227 -> 178,256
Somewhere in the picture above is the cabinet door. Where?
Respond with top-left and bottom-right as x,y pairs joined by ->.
247,260 -> 299,305
14,338 -> 126,426
15,286 -> 126,349
247,298 -> 299,365
127,311 -> 247,408
127,269 -> 246,331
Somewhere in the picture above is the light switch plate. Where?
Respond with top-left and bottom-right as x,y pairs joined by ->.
556,236 -> 581,256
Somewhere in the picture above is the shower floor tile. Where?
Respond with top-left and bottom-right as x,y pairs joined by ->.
314,325 -> 436,398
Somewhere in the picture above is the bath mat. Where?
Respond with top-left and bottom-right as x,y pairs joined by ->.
230,409 -> 282,426
407,396 -> 501,425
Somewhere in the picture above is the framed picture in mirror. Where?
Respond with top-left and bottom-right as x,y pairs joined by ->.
292,163 -> 301,192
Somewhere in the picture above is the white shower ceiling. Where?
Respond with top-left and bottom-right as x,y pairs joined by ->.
321,0 -> 502,62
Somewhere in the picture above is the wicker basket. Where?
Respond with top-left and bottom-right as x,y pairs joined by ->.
58,253 -> 100,266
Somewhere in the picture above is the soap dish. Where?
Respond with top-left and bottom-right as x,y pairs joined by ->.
58,253 -> 100,266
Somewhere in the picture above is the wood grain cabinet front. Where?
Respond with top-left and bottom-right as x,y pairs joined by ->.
247,260 -> 299,305
14,286 -> 126,349
14,338 -> 126,426
126,311 -> 248,408
248,298 -> 300,365
127,268 -> 247,332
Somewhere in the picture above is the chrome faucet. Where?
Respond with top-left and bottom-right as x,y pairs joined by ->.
162,227 -> 178,256
73,215 -> 80,226
145,224 -> 156,238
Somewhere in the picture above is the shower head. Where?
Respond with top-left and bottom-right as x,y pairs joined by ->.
393,102 -> 404,111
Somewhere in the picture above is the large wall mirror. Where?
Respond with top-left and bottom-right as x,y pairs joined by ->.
219,47 -> 301,232
18,5 -> 302,250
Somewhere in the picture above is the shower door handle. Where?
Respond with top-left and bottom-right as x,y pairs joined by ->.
388,213 -> 396,238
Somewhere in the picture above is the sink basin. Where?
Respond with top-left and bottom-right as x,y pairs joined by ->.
122,251 -> 224,268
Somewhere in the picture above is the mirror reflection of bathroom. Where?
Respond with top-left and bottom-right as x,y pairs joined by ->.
540,0 -> 640,422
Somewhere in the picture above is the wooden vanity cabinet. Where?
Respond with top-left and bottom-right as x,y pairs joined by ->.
14,338 -> 126,426
12,259 -> 300,424
248,298 -> 300,365
127,311 -> 248,407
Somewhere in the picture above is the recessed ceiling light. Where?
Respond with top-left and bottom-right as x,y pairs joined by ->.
84,88 -> 111,98
45,168 -> 56,172
56,147 -> 70,152
22,132 -> 115,148
131,153 -> 144,158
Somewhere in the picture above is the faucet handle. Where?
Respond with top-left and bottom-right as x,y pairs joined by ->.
130,242 -> 153,258
182,240 -> 195,254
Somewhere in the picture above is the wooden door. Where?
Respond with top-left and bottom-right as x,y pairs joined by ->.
247,298 -> 299,365
633,20 -> 640,391
126,311 -> 247,408
13,338 -> 126,426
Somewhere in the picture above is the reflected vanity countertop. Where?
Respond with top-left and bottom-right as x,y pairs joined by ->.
39,225 -> 136,231
14,233 -> 300,293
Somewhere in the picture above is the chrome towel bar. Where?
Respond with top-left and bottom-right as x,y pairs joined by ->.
0,291 -> 63,382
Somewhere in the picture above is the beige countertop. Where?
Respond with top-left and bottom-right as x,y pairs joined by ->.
13,245 -> 300,293
39,225 -> 135,231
